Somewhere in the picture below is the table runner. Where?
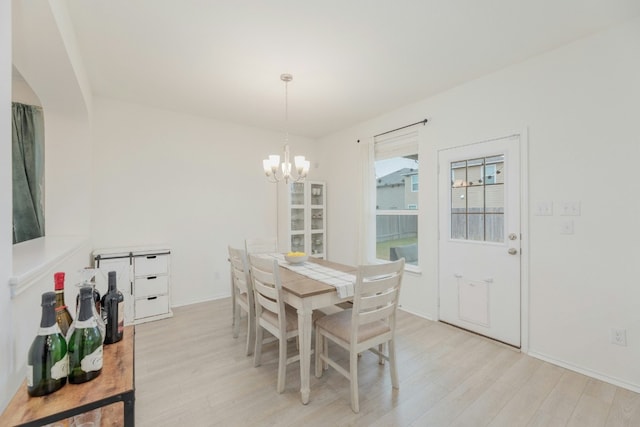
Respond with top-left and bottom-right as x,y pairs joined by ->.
267,254 -> 356,298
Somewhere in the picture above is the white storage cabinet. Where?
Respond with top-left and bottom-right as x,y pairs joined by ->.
287,181 -> 326,258
93,247 -> 173,325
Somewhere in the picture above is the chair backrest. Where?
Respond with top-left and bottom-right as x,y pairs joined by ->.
245,237 -> 278,255
248,254 -> 286,333
351,258 -> 405,340
228,246 -> 254,304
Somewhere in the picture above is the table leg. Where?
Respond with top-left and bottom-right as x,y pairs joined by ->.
297,301 -> 313,404
123,391 -> 135,426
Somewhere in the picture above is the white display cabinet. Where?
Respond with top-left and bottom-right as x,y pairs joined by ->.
93,246 -> 173,325
286,181 -> 326,258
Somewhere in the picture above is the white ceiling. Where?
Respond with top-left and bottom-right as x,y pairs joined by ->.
65,0 -> 640,139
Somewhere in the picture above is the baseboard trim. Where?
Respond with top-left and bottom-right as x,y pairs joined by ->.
398,306 -> 435,321
171,293 -> 229,308
527,350 -> 640,393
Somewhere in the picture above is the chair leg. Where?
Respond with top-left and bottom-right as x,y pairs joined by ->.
245,309 -> 255,356
233,302 -> 241,338
315,327 -> 322,378
378,343 -> 385,365
323,336 -> 329,370
389,339 -> 399,389
277,335 -> 287,393
350,350 -> 359,413
254,325 -> 263,367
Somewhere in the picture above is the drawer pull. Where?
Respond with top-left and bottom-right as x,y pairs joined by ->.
147,296 -> 158,301
146,255 -> 157,259
147,276 -> 157,280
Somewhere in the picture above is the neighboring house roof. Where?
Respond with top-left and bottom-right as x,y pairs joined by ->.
377,168 -> 417,187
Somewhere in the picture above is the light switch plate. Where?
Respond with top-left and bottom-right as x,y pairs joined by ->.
560,201 -> 581,216
535,201 -> 553,216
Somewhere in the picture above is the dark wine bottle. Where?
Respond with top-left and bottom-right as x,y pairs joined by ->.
67,286 -> 103,384
53,272 -> 73,337
27,292 -> 68,397
101,271 -> 124,345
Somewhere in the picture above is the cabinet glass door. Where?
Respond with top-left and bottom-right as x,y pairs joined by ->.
311,233 -> 324,256
291,208 -> 305,231
291,182 -> 305,205
291,234 -> 305,253
311,208 -> 323,230
310,183 -> 323,205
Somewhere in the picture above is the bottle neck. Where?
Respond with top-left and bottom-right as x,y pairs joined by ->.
108,272 -> 117,292
54,290 -> 66,305
77,297 -> 95,321
40,304 -> 57,328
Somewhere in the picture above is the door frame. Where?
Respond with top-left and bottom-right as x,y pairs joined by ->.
436,128 -> 530,352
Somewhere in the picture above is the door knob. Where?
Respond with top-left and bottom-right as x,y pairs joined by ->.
508,233 -> 518,241
508,248 -> 518,255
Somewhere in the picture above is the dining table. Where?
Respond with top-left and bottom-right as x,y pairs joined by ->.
276,256 -> 357,404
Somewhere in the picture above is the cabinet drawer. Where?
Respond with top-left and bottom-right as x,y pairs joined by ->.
135,275 -> 168,298
135,295 -> 169,319
134,254 -> 169,277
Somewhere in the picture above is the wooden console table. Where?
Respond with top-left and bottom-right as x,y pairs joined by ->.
0,326 -> 135,426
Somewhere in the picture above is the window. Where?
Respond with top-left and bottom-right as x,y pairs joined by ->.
12,102 -> 45,244
411,174 -> 419,192
374,130 -> 419,267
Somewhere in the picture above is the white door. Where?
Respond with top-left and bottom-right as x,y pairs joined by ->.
438,135 -> 521,347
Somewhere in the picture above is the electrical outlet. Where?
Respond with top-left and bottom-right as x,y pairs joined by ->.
611,329 -> 627,346
560,220 -> 574,235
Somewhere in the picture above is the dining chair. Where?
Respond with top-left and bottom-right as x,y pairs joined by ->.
249,254 -> 322,393
244,237 -> 278,255
314,258 -> 405,413
228,246 -> 256,356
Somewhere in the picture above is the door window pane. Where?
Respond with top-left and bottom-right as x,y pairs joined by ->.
450,155 -> 505,242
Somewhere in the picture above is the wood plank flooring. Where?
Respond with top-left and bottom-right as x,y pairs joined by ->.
134,299 -> 639,426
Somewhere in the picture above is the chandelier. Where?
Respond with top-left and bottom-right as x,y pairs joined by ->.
262,74 -> 310,184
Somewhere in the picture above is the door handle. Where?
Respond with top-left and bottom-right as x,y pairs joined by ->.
508,248 -> 518,255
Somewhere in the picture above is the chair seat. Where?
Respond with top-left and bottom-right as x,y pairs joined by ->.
316,309 -> 391,343
260,305 -> 325,332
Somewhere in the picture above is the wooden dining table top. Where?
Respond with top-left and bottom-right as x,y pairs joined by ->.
277,257 -> 357,299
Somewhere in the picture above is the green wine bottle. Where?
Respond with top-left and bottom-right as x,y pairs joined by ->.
27,292 -> 68,397
67,286 -> 103,384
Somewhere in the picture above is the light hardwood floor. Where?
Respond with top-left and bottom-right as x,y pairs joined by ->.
134,299 -> 639,426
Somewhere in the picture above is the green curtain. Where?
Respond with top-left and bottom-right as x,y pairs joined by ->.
12,102 -> 45,244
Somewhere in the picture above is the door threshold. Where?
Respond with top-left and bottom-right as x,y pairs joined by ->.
439,320 -> 521,351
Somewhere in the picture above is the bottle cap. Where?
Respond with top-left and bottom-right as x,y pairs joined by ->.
41,291 -> 56,307
54,272 -> 65,291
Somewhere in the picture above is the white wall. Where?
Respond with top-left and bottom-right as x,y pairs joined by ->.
90,97 -> 318,307
2,0 -> 93,410
319,17 -> 640,391
0,0 -> 13,411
